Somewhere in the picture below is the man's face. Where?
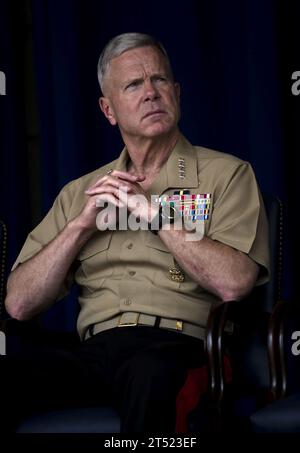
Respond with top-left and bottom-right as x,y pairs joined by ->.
100,46 -> 180,140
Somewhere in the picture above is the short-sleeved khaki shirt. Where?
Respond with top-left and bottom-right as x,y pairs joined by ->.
12,134 -> 270,340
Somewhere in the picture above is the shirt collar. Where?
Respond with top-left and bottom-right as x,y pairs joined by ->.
113,133 -> 199,197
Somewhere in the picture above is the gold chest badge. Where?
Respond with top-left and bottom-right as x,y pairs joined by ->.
169,265 -> 185,283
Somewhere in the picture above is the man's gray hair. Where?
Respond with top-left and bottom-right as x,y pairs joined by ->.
97,32 -> 173,94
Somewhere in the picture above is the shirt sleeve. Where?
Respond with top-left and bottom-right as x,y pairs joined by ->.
11,182 -> 76,299
208,161 -> 270,286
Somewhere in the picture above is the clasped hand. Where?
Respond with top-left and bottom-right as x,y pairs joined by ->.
81,170 -> 156,231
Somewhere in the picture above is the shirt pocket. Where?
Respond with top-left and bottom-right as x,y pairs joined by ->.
77,231 -> 113,294
144,232 -> 180,290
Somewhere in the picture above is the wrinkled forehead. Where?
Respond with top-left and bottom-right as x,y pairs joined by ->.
108,46 -> 171,81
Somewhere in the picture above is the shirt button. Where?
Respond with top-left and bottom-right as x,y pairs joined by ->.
127,243 -> 133,249
124,298 -> 132,305
128,270 -> 136,276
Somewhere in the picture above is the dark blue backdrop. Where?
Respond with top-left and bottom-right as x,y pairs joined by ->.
0,0 -> 299,329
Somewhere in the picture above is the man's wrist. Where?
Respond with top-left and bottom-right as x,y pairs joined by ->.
148,205 -> 181,235
67,217 -> 96,243
148,206 -> 162,235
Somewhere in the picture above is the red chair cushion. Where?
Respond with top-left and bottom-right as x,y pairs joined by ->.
175,356 -> 232,432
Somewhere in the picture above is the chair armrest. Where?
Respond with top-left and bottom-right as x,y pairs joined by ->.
205,299 -> 239,407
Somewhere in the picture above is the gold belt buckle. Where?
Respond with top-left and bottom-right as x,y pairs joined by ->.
118,313 -> 140,327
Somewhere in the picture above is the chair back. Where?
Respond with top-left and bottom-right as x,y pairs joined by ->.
0,220 -> 8,319
224,193 -> 284,418
254,193 -> 283,313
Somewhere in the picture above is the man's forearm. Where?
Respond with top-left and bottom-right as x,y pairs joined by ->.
5,219 -> 94,321
159,228 -> 259,301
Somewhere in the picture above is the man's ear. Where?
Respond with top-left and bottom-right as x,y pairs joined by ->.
99,97 -> 117,126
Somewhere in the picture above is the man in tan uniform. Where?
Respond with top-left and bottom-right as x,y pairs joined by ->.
3,33 -> 269,432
